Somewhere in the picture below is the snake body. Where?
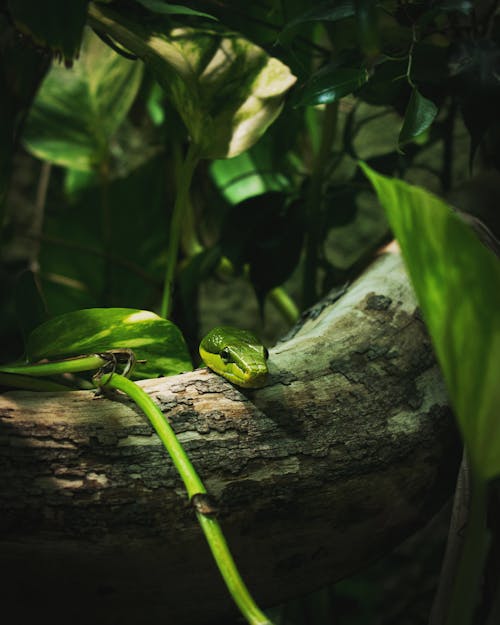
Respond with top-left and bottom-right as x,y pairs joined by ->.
199,326 -> 269,388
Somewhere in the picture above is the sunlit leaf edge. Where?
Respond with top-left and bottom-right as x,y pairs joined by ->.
360,162 -> 500,480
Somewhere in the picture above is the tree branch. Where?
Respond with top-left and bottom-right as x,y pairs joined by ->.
0,251 -> 460,625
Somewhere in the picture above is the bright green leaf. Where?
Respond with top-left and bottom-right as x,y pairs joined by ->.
8,0 -> 88,62
293,66 -> 368,107
211,148 -> 290,205
88,3 -> 296,158
398,88 -> 438,149
23,29 -> 144,171
27,308 -> 193,379
360,163 -> 500,480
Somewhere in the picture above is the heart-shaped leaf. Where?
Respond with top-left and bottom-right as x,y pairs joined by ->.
360,162 -> 500,480
88,3 -> 296,158
27,308 -> 192,379
23,28 -> 143,171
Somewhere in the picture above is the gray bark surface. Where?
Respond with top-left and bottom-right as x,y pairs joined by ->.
0,251 -> 460,625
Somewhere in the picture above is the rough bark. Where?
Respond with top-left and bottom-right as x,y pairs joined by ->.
0,251 -> 460,625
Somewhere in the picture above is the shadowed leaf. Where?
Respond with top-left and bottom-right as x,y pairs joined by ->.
398,88 -> 438,148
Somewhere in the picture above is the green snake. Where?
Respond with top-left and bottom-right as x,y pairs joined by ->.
0,326 -> 269,390
199,327 -> 269,388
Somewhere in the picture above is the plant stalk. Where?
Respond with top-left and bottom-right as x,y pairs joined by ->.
268,287 -> 299,325
160,143 -> 199,318
302,101 -> 338,308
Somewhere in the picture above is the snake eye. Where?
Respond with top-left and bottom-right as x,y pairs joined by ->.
220,347 -> 231,362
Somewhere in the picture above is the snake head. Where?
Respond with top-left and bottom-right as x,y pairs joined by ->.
199,327 -> 269,388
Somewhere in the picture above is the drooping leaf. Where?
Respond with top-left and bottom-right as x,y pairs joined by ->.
23,28 -> 144,171
7,0 -> 88,62
360,163 -> 500,480
292,65 -> 368,107
135,0 -> 217,20
27,308 -> 192,378
398,88 -> 438,149
220,192 -> 304,301
88,3 -> 296,158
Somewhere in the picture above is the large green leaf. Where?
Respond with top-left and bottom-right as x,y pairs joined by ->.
360,163 -> 500,480
87,3 -> 296,159
27,308 -> 192,379
8,0 -> 88,62
23,28 -> 143,171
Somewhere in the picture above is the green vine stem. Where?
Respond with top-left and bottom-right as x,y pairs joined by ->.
268,286 -> 299,325
444,464 -> 490,625
0,354 -> 109,377
302,101 -> 338,308
160,143 -> 200,319
96,371 -> 274,625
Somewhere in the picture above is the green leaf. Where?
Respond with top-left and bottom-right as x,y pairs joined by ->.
23,29 -> 144,171
135,0 -> 217,20
7,0 -> 88,62
220,192 -> 304,300
211,146 -> 290,205
360,163 -> 500,480
398,88 -> 438,149
293,66 -> 368,107
88,3 -> 296,158
27,308 -> 193,379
